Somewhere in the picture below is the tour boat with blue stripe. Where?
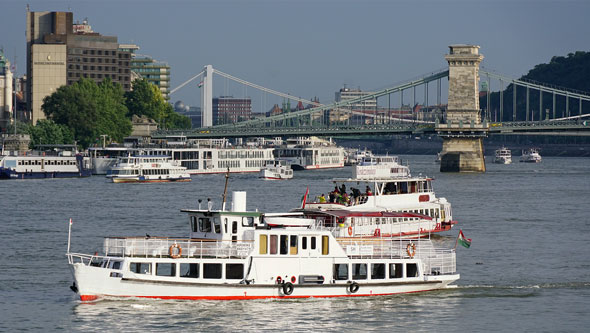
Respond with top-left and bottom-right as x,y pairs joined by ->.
0,149 -> 91,180
67,191 -> 459,301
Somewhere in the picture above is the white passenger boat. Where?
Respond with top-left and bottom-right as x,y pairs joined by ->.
273,137 -> 345,170
520,148 -> 542,163
0,146 -> 91,180
67,191 -> 459,301
493,147 -> 512,164
355,155 -> 411,179
345,148 -> 373,165
106,155 -> 191,183
89,138 -> 274,175
260,160 -> 293,180
301,171 -> 456,237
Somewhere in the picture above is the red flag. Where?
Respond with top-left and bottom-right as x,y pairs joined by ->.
69,218 -> 73,225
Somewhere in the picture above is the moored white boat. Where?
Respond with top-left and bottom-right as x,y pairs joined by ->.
106,155 -> 191,183
260,160 -> 293,180
493,147 -> 512,164
273,137 -> 345,170
67,191 -> 459,301
89,137 -> 274,175
0,146 -> 91,180
520,148 -> 541,163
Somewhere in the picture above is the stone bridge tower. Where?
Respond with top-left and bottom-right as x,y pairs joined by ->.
437,45 -> 488,172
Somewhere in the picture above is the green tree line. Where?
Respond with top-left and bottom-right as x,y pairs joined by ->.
15,78 -> 190,149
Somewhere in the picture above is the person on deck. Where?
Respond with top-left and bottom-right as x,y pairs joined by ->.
319,194 -> 326,203
366,186 -> 373,196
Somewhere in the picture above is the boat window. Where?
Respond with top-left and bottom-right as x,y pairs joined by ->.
333,264 -> 348,280
224,218 -> 228,233
232,221 -> 238,234
389,263 -> 403,279
199,218 -> 212,233
384,182 -> 397,195
179,263 -> 199,278
290,235 -> 298,255
280,235 -> 288,255
322,236 -> 329,255
156,263 -> 176,277
352,264 -> 367,280
191,216 -> 198,232
226,264 -> 244,279
213,217 -> 221,233
111,261 -> 121,270
130,262 -> 151,275
259,235 -> 268,254
203,263 -> 222,279
302,237 -> 307,250
270,235 -> 278,255
371,263 -> 386,279
400,182 -> 408,194
311,237 -> 317,250
242,217 -> 254,227
407,263 -> 419,277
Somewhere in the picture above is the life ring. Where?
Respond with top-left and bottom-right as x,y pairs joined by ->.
169,243 -> 182,259
348,226 -> 353,236
282,282 -> 294,295
406,243 -> 416,258
348,281 -> 360,293
276,276 -> 282,284
291,276 -> 296,283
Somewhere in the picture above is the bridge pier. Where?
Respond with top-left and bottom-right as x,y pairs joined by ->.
440,137 -> 485,172
437,44 -> 488,172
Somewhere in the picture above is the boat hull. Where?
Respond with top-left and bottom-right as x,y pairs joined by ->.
0,168 -> 92,179
72,263 -> 458,301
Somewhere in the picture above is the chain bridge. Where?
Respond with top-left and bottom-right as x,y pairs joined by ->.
158,45 -> 590,171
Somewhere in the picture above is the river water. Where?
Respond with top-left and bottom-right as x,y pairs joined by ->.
1,155 -> 589,332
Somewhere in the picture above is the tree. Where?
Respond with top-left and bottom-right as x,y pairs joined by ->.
42,78 -> 132,148
125,78 -> 192,129
27,119 -> 74,147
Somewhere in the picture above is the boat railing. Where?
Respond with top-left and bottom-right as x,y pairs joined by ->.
335,238 -> 456,275
102,237 -> 254,259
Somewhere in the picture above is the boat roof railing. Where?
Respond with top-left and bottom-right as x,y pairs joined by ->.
332,176 -> 432,183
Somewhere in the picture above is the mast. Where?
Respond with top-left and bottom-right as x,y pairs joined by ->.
222,167 -> 230,210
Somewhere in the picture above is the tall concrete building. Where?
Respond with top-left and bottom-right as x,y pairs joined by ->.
120,44 -> 171,100
0,50 -> 13,131
26,11 -> 131,124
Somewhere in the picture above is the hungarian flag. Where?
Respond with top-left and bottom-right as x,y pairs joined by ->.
457,230 -> 471,248
197,81 -> 204,88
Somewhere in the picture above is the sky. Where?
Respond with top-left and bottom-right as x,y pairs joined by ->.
2,0 -> 589,112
